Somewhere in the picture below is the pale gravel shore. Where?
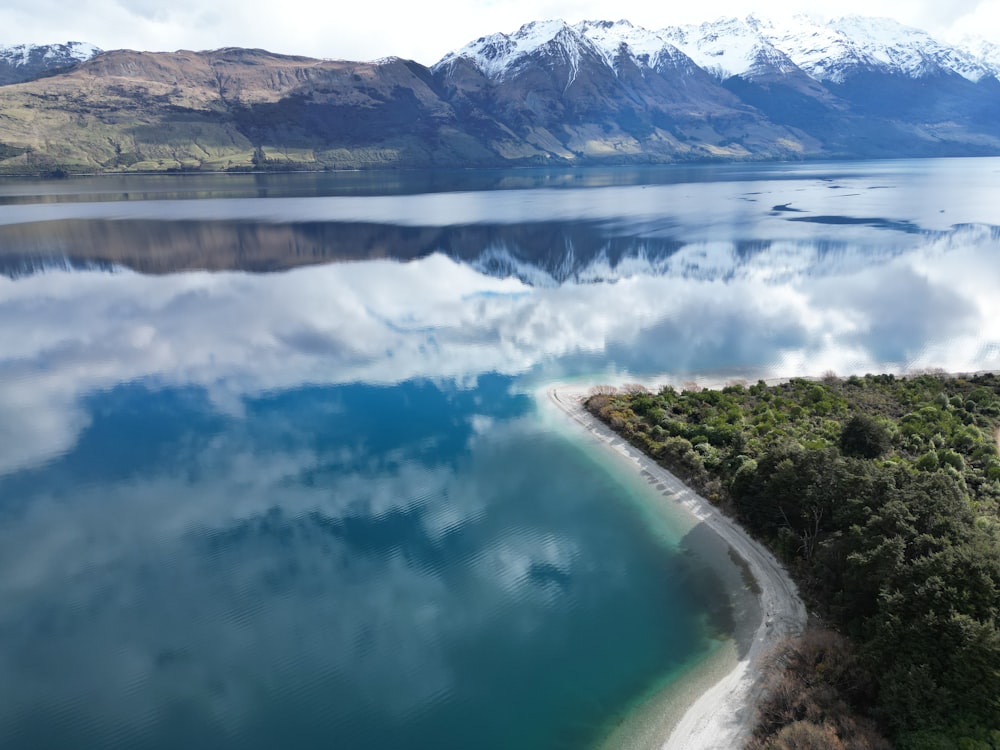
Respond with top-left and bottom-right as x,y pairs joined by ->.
547,386 -> 807,750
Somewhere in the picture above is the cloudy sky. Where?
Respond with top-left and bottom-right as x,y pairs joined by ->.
2,0 -> 997,63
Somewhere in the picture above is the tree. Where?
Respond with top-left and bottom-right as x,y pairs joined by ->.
840,414 -> 891,459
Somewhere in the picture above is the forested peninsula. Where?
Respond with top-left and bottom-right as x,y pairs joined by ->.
586,373 -> 1000,749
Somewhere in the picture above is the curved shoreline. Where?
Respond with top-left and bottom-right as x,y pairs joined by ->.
547,386 -> 807,750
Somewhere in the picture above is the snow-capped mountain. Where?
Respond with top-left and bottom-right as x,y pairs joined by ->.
0,41 -> 101,85
432,18 -> 812,164
658,17 -> 802,81
955,36 -> 1000,77
429,15 -> 1000,162
763,16 -> 993,82
437,16 -> 1000,86
434,19 -> 705,82
434,19 -> 598,82
566,19 -> 710,78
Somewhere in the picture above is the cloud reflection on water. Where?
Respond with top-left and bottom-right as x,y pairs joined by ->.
0,389 -> 679,748
1,225 -> 999,476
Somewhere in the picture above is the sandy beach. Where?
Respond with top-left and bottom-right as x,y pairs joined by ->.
547,386 -> 807,750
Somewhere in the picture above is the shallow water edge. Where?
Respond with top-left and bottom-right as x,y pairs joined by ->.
542,385 -> 803,749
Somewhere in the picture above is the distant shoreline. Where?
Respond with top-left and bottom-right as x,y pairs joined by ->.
547,385 -> 806,750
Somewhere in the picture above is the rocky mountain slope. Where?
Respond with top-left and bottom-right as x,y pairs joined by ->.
0,48 -> 496,172
432,19 -> 814,163
0,17 -> 998,173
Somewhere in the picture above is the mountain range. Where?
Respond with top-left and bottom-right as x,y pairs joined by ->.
1,16 -> 999,173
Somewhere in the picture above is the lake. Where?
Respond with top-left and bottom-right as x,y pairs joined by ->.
1,158 -> 999,749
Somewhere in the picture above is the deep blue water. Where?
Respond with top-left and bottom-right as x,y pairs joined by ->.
1,158 -> 999,749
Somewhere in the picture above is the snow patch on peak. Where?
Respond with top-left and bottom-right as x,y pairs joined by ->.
828,15 -> 927,43
750,14 -> 864,82
660,17 -> 789,80
952,36 -> 1000,81
63,41 -> 102,62
434,19 -> 587,81
515,19 -> 575,47
659,14 -> 995,84
825,16 -> 959,78
0,41 -> 101,68
574,19 -> 685,72
767,15 -> 992,82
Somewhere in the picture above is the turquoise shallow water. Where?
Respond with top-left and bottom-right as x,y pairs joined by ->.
1,159 -> 999,748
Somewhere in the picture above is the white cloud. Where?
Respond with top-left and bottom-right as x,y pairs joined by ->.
947,0 -> 1000,41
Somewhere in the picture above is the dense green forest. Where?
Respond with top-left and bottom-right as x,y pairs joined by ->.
586,373 -> 1000,749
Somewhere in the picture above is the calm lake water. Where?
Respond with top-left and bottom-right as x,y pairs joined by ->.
1,158 -> 999,749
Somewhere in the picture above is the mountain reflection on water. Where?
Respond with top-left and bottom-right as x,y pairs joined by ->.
1,157 -> 998,280
0,158 -> 999,749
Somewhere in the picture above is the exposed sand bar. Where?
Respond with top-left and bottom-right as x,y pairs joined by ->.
547,386 -> 807,750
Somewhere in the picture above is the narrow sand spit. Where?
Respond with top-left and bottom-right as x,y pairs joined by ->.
548,386 -> 807,750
